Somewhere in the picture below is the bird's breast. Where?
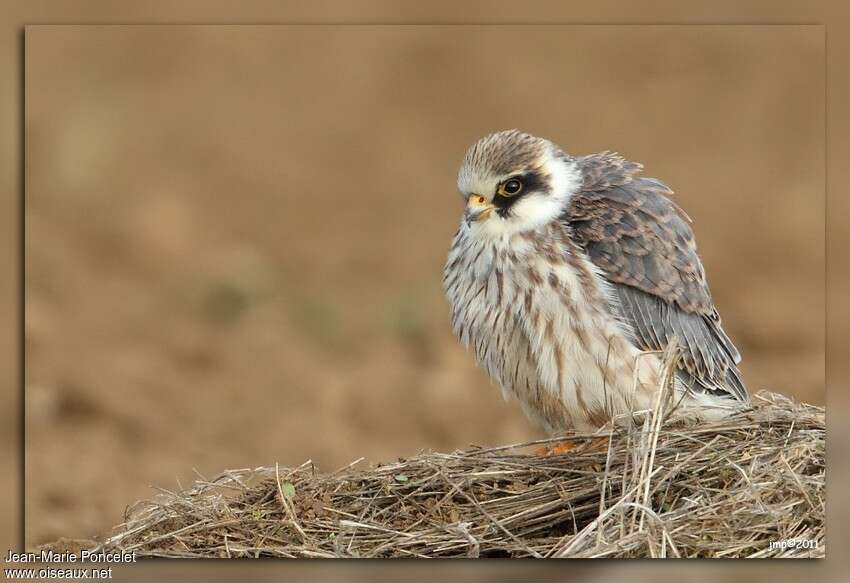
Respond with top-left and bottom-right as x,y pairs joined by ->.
444,223 -> 660,432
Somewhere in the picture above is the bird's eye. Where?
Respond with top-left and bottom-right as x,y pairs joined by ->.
500,178 -> 523,196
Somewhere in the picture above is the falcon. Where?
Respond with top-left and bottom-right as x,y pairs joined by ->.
443,130 -> 749,434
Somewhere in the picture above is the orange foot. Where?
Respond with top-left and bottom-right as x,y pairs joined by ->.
535,437 -> 609,456
534,440 -> 580,456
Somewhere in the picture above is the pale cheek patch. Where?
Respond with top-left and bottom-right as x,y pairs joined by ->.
510,195 -> 564,228
470,194 -> 563,240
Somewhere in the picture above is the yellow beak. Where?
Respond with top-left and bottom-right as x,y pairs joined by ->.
465,194 -> 495,224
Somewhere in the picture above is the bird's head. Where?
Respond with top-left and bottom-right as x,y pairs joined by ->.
456,129 -> 581,239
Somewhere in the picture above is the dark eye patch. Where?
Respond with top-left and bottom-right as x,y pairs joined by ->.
493,171 -> 548,217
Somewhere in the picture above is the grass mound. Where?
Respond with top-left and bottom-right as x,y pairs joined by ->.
96,391 -> 824,558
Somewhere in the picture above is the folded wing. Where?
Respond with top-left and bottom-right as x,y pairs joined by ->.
566,153 -> 748,402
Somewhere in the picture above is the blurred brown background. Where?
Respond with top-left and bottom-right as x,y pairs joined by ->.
24,25 -> 823,547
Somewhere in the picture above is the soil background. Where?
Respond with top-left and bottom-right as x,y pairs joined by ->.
24,25 -> 824,547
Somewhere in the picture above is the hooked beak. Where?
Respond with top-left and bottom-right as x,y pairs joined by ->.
464,194 -> 495,225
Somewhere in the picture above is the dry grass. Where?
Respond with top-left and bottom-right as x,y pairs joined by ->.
95,382 -> 824,558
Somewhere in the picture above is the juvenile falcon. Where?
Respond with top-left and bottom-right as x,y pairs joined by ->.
443,130 -> 748,434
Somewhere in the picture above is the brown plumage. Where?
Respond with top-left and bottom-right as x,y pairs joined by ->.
568,152 -> 746,400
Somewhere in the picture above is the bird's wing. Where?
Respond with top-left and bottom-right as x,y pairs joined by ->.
566,153 -> 748,402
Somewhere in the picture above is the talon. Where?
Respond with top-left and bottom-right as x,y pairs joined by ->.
534,440 -> 580,456
534,437 -> 609,456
